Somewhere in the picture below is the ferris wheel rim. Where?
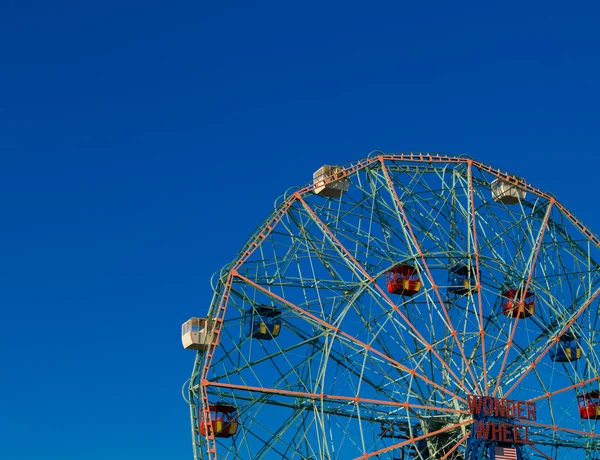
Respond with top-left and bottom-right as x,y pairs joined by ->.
187,152 -> 600,460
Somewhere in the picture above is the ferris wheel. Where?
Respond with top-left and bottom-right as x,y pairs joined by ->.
182,153 -> 600,460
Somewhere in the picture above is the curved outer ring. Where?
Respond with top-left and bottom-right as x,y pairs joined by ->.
195,152 -> 600,460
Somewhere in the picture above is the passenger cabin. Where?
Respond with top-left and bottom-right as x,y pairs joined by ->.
313,165 -> 350,198
501,288 -> 535,319
181,317 -> 214,351
244,305 -> 282,340
200,403 -> 239,438
578,391 -> 600,419
448,264 -> 478,296
386,264 -> 421,296
491,178 -> 526,205
550,333 -> 582,362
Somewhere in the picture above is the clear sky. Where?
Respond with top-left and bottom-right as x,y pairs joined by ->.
0,1 -> 599,459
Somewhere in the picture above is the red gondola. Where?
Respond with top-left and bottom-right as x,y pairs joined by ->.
501,288 -> 535,318
386,264 -> 421,296
200,403 -> 239,438
578,391 -> 600,419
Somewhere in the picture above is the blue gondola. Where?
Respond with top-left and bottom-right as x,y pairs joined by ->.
549,332 -> 582,362
448,264 -> 478,296
244,305 -> 282,340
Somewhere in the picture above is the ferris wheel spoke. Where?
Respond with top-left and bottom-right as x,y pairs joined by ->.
528,375 -> 600,404
520,419 -> 600,440
226,252 -> 440,406
469,177 -> 567,392
215,287 -> 410,407
490,277 -> 600,394
471,186 -> 542,275
198,347 -> 319,413
207,381 -> 462,458
333,300 -> 434,402
471,172 -> 535,352
379,158 -> 480,394
238,405 -> 312,459
387,168 -> 486,391
230,261 -> 437,407
284,322 -> 416,404
204,381 -> 468,417
251,408 -> 308,459
291,191 -> 472,395
203,382 -> 340,458
208,308 -> 316,394
463,162 -> 491,396
504,285 -> 600,399
439,430 -> 471,460
210,329 -> 317,383
335,177 -> 453,377
281,202 -> 429,368
492,199 -> 555,396
529,443 -> 555,460
470,165 -> 539,394
233,271 -> 467,404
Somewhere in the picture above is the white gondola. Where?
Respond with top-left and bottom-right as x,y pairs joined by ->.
181,317 -> 214,351
313,165 -> 350,198
491,178 -> 526,205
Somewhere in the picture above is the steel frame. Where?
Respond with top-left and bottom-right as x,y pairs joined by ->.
183,153 -> 600,460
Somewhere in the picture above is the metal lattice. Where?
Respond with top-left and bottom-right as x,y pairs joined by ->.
183,153 -> 600,460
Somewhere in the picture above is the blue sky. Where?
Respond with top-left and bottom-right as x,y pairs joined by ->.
0,1 -> 599,459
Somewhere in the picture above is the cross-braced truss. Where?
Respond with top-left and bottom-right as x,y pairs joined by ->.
183,153 -> 600,460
